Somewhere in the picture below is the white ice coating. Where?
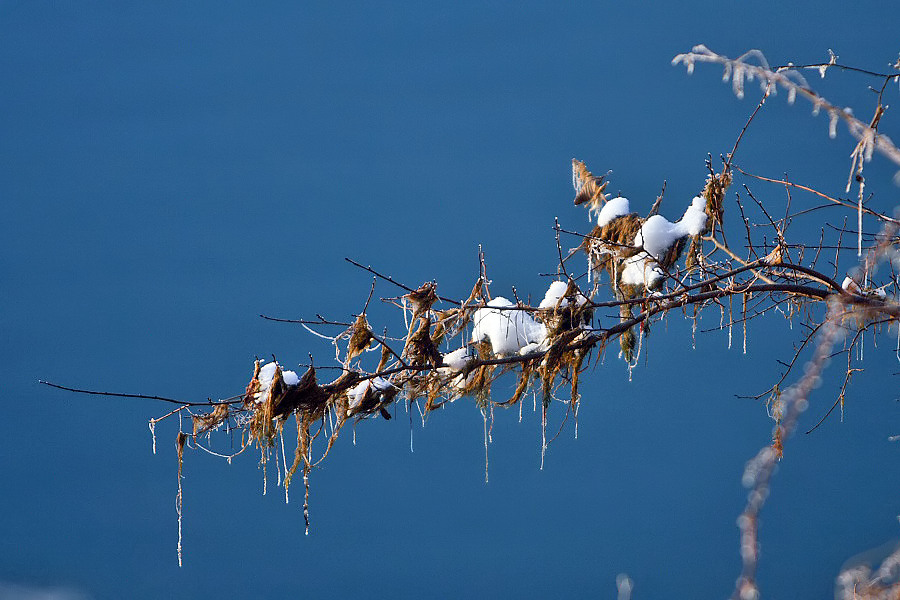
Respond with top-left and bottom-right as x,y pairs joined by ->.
634,196 -> 707,262
596,196 -> 631,227
472,297 -> 546,356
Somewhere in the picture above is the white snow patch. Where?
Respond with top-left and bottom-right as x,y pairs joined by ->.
538,280 -> 589,310
635,215 -> 678,262
680,196 -> 708,236
620,255 -> 665,288
439,347 -> 477,389
842,276 -> 860,294
442,346 -> 476,371
258,362 -> 277,387
348,377 -> 394,410
253,362 -> 302,404
634,197 -> 707,262
472,297 -> 546,356
518,341 -> 545,356
596,196 -> 631,227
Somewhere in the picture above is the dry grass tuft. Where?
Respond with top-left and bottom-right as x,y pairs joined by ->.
572,158 -> 610,214
701,168 -> 731,233
346,313 -> 375,361
193,404 -> 229,436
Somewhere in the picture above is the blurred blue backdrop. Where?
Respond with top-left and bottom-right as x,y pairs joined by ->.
2,2 -> 899,598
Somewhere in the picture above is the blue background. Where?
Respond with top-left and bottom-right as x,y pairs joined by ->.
2,2 -> 899,598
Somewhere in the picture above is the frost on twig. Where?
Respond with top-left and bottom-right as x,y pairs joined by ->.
672,45 -> 900,171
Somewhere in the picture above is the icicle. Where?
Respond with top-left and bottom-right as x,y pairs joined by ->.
416,398 -> 426,427
743,295 -> 748,354
574,401 -> 579,440
278,430 -> 287,490
691,314 -> 697,350
828,109 -> 839,139
895,323 -> 899,363
176,499 -> 183,568
540,407 -> 547,471
728,296 -> 733,350
811,96 -> 822,116
262,451 -> 267,497
719,305 -> 725,341
488,405 -> 494,444
733,63 -> 746,99
402,296 -> 409,331
858,182 -> 864,257
303,468 -> 310,536
149,419 -> 157,454
865,129 -> 876,161
483,409 -> 490,483
275,437 -> 282,488
518,397 -> 523,423
175,432 -> 186,569
409,405 -> 414,454
352,425 -> 357,446
617,574 -> 634,600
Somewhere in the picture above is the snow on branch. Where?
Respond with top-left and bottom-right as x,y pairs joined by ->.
41,45 -> 900,596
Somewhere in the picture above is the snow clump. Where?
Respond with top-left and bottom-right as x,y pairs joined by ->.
472,297 -> 546,356
620,255 -> 665,288
596,196 -> 631,227
538,280 -> 589,309
634,196 -> 707,262
252,361 -> 301,404
442,346 -> 476,371
439,346 -> 478,388
348,377 -> 395,411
